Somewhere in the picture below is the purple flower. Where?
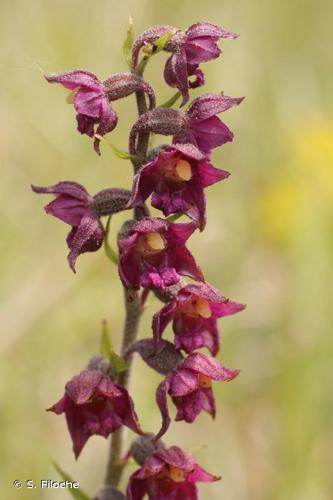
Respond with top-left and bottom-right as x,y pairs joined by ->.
32,181 -> 104,272
118,218 -> 203,291
155,352 -> 239,439
127,445 -> 219,500
48,370 -> 142,458
45,70 -> 155,154
153,282 -> 246,355
164,22 -> 238,105
130,143 -> 229,230
174,93 -> 244,154
131,23 -> 237,105
129,93 -> 243,157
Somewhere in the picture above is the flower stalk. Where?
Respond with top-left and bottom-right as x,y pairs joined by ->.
32,18 -> 245,500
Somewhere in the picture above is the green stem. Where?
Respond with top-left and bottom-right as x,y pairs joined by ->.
103,51 -> 151,490
104,289 -> 142,487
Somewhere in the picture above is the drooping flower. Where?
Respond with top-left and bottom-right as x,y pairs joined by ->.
45,71 -> 155,154
48,370 -> 142,458
132,22 -> 237,105
127,445 -> 219,500
174,93 -> 244,154
155,352 -> 239,439
118,218 -> 203,291
130,143 -> 229,230
153,282 -> 246,355
164,22 -> 238,105
129,93 -> 243,157
32,182 -> 132,271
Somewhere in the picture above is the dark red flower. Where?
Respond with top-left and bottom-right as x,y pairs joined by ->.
164,22 -> 238,105
127,445 -> 219,500
45,70 -> 155,154
174,93 -> 244,155
130,143 -> 229,230
153,282 -> 246,355
32,181 -> 104,272
48,370 -> 142,458
118,218 -> 203,291
155,353 -> 239,439
132,22 -> 237,105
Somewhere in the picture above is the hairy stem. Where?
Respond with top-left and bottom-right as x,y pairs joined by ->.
132,61 -> 150,172
104,289 -> 142,487
104,53 -> 151,490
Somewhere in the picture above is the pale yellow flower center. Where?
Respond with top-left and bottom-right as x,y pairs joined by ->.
168,466 -> 186,482
174,159 -> 192,181
138,232 -> 166,255
198,374 -> 212,389
193,298 -> 211,318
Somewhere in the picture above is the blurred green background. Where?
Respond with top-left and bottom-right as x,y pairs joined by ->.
1,0 -> 333,498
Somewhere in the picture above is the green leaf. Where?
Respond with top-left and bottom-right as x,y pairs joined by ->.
109,351 -> 129,373
100,320 -> 113,358
166,213 -> 184,223
52,462 -> 91,500
94,134 -> 140,161
159,91 -> 181,108
104,216 -> 119,265
123,16 -> 134,69
152,31 -> 174,54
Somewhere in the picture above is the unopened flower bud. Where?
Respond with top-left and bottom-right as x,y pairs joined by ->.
86,355 -> 111,375
130,433 -> 165,466
125,339 -> 183,375
103,73 -> 155,110
129,108 -> 185,156
93,188 -> 132,217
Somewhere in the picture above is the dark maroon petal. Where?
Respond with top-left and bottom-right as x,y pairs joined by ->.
187,463 -> 220,483
67,215 -> 104,272
182,352 -> 240,381
155,377 -> 172,440
186,22 -> 238,40
94,99 -> 118,154
31,181 -> 90,202
187,93 -> 244,122
185,38 -> 221,65
170,245 -> 204,282
174,318 -> 219,356
169,368 -> 199,396
43,195 -> 89,226
74,88 -> 103,118
186,183 -> 206,230
45,69 -> 102,91
197,162 -> 230,188
189,67 -> 205,88
154,446 -> 195,471
168,222 -> 197,243
174,387 -> 215,422
164,48 -> 190,106
114,384 -> 143,435
152,301 -> 178,347
171,143 -> 206,161
76,113 -> 96,137
127,473 -> 149,500
133,217 -> 169,235
189,116 -> 234,153
65,370 -> 103,404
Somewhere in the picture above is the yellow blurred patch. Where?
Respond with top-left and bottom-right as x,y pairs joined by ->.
257,122 -> 333,246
